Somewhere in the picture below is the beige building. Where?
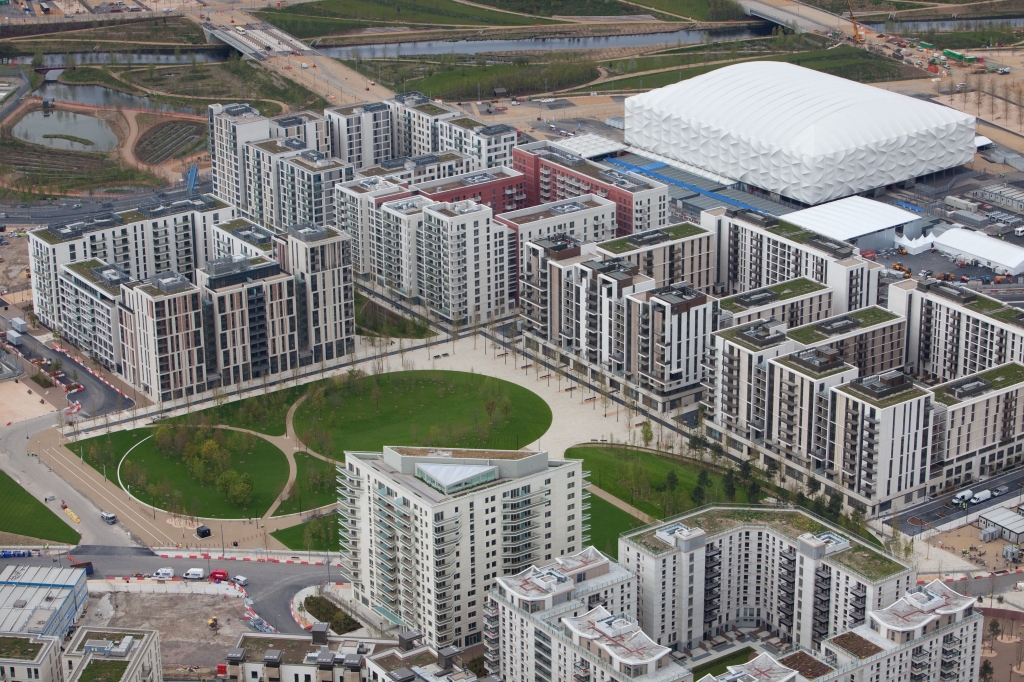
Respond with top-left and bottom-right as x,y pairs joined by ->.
716,278 -> 832,330
64,627 -> 162,682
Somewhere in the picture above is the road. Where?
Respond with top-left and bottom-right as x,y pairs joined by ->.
888,468 -> 1024,536
9,548 -> 333,634
0,182 -> 212,226
16,333 -> 132,418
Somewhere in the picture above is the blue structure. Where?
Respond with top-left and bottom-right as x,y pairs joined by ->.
186,163 -> 199,194
0,566 -> 88,637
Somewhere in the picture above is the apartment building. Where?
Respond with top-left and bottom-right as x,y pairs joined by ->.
64,627 -> 162,682
436,117 -> 517,171
269,111 -> 331,155
513,141 -> 668,236
619,507 -> 915,652
703,207 -> 881,314
336,445 -> 589,650
29,195 -> 229,329
57,259 -> 129,372
484,547 -> 673,682
357,152 -> 470,184
716,278 -> 832,330
377,195 -> 433,301
385,92 -> 458,157
325,102 -> 392,169
928,362 -> 1024,493
275,223 -> 356,366
334,177 -> 404,276
413,167 -> 527,216
520,235 -> 597,347
209,103 -> 271,211
245,137 -> 307,229
118,271 -> 206,403
0,634 -> 61,682
195,255 -> 294,386
278,151 -> 351,229
784,307 -> 906,377
596,221 -> 716,292
421,201 -> 508,323
210,219 -> 277,261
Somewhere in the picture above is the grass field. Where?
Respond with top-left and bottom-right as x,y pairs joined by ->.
0,469 -> 80,544
271,515 -> 338,552
272,452 -> 338,516
165,384 -> 307,437
583,47 -> 919,91
0,137 -> 165,195
75,429 -> 289,518
355,292 -> 433,338
586,494 -> 644,559
256,0 -> 560,31
58,67 -> 146,95
691,648 -> 756,678
293,370 -> 552,459
564,446 -> 752,519
387,58 -> 597,100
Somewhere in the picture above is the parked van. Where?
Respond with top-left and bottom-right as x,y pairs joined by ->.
154,567 -> 174,579
951,489 -> 974,505
100,512 -> 116,524
1014,226 -> 1024,237
209,569 -> 229,582
183,568 -> 206,580
232,575 -> 249,586
971,490 -> 993,505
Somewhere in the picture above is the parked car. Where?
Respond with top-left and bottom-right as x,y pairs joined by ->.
232,575 -> 249,586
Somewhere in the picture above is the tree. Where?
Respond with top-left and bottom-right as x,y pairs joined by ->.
990,619 -> 1002,649
691,485 -> 705,505
827,492 -> 843,519
746,480 -> 760,503
697,469 -> 711,489
641,420 -> 653,449
806,478 -> 821,495
665,470 -> 678,491
981,660 -> 994,682
739,459 -> 752,480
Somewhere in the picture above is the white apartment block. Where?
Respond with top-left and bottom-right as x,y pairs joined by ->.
211,219 -> 277,261
716,278 -> 833,330
377,195 -> 432,302
357,152 -> 470,184
245,137 -> 307,230
64,627 -> 162,682
620,507 -> 915,653
29,195 -> 231,329
437,117 -> 517,171
57,260 -> 129,372
269,111 -> 331,155
484,547 -> 680,682
325,102 -> 392,170
337,445 -> 590,651
421,201 -> 508,323
196,255 -> 294,386
596,222 -> 717,293
278,150 -> 351,230
386,92 -> 458,158
209,103 -> 271,212
703,208 -> 881,314
118,271 -> 206,403
334,177 -> 404,276
0,634 -> 61,682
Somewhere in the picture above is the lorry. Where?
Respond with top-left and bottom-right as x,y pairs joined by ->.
943,49 -> 965,61
951,489 -> 974,504
971,490 -> 992,504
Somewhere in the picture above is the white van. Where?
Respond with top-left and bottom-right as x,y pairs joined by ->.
154,567 -> 174,579
951,489 -> 974,505
183,568 -> 206,580
232,575 -> 248,586
971,490 -> 992,505
1015,226 -> 1024,237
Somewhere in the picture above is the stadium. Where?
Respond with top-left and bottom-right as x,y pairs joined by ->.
624,61 -> 976,206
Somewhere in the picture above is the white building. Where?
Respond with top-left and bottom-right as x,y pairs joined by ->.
386,92 -> 458,158
0,634 -> 61,682
64,627 -> 163,682
269,111 -> 331,155
334,177 -> 404,277
57,259 -> 130,372
357,152 -> 470,184
377,195 -> 433,302
325,102 -> 393,170
245,137 -> 308,230
337,445 -> 590,650
209,103 -> 271,212
278,150 -> 351,230
437,117 -> 517,171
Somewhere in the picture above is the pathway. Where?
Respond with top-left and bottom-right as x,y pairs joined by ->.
588,486 -> 653,522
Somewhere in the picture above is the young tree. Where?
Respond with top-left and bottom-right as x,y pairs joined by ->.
690,485 -> 705,505
981,660 -> 994,682
697,469 -> 711,489
723,469 -> 736,500
990,619 -> 1002,649
641,420 -> 653,449
665,469 -> 678,491
451,316 -> 461,354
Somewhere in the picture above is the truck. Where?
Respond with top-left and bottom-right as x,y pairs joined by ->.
943,49 -> 965,61
209,569 -> 229,582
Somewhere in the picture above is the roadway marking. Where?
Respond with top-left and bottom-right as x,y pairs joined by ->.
44,446 -> 178,546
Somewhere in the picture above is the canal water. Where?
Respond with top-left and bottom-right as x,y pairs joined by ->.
36,49 -> 230,67
12,109 -> 118,151
32,82 -> 200,114
862,17 -> 1024,31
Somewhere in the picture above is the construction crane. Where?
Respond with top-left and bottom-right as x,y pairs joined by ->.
846,0 -> 864,43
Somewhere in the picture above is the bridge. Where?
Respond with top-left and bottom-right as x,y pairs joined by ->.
737,0 -> 846,34
202,23 -> 269,61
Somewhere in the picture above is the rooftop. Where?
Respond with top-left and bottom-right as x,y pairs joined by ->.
786,307 -> 899,345
75,660 -> 128,682
551,133 -> 627,159
414,102 -> 449,116
774,347 -> 852,379
250,137 -> 306,154
562,607 -> 668,666
716,319 -> 788,352
719,278 -> 827,313
777,652 -> 832,680
0,635 -> 43,660
835,372 -> 926,409
371,649 -> 438,673
828,632 -> 883,659
871,580 -> 975,630
598,222 -> 706,254
65,259 -> 129,296
415,168 -> 515,194
932,362 -> 1024,406
498,197 -> 606,226
389,446 -> 537,460
782,196 -> 919,243
448,117 -> 485,131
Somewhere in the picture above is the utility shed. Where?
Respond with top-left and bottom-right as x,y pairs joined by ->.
932,227 -> 1024,275
978,507 -> 1024,543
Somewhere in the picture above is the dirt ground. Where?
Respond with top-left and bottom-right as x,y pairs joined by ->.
927,521 -> 1024,573
84,592 -> 251,670
0,232 -> 31,295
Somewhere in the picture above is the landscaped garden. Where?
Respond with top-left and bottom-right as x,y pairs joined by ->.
293,370 -> 552,459
0,469 -> 80,544
75,427 -> 289,518
271,514 -> 339,552
273,452 -> 338,516
690,647 -> 756,678
166,384 -> 308,437
134,120 -> 206,165
77,660 -> 128,682
586,494 -> 644,559
355,292 -> 433,339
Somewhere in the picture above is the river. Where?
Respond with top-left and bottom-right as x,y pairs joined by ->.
33,49 -> 230,67
319,25 -> 772,58
862,17 -> 1024,32
32,82 -> 200,114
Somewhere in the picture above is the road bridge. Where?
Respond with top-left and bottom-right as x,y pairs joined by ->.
738,0 -> 845,34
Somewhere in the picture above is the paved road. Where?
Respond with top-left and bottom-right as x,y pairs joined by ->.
8,549 -> 334,634
887,467 -> 1024,536
0,414 -> 134,547
0,183 -> 212,225
16,333 -> 132,418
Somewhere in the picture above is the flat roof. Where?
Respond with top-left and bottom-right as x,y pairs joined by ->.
499,197 -> 607,225
782,196 -> 919,242
932,227 -> 1024,271
552,133 -> 627,159
389,446 -> 537,460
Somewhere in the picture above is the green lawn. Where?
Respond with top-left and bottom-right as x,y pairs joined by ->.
460,0 -> 654,16
293,370 -> 552,460
587,494 -> 644,559
271,515 -> 339,552
75,429 -> 289,519
355,291 -> 433,339
273,452 -> 338,517
252,12 -> 389,39
166,384 -> 307,437
565,446 -> 751,519
256,0 -> 560,30
691,648 -> 756,678
0,469 -> 80,544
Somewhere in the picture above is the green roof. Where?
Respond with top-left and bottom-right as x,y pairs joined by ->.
774,354 -> 852,379
448,117 -> 484,130
720,278 -> 827,313
768,221 -> 814,244
829,546 -> 907,581
787,325 -> 828,345
599,222 -> 706,254
118,210 -> 145,223
716,324 -> 786,352
836,383 -> 927,409
30,226 -> 65,245
76,660 -> 128,682
0,636 -> 43,660
787,307 -> 899,345
847,306 -> 899,327
933,362 -> 1024,406
414,102 -> 448,116
65,259 -> 123,296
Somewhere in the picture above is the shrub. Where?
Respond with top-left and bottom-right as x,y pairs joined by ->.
302,595 -> 359,634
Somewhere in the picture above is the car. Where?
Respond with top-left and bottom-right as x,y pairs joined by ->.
961,275 -> 971,282
232,575 -> 248,586
994,485 -> 1011,497
100,512 -> 116,524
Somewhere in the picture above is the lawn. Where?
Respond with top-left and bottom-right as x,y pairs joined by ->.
256,0 -> 559,29
165,384 -> 307,437
565,446 -> 752,520
77,660 -> 128,682
690,647 -> 756,678
587,494 -> 644,559
272,452 -> 338,516
355,292 -> 433,339
75,429 -> 289,519
271,514 -> 339,552
253,12 -> 388,39
0,636 -> 42,659
0,469 -> 80,544
58,67 -> 145,95
293,370 -> 552,459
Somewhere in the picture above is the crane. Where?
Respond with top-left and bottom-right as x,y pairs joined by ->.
846,0 -> 864,43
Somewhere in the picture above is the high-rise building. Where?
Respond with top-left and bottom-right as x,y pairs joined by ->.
57,260 -> 130,372
245,137 -> 308,229
356,152 -> 470,184
209,104 -> 271,212
437,117 -> 517,171
325,102 -> 393,169
385,92 -> 459,157
337,445 -> 589,650
269,111 -> 331,155
334,177 -> 404,277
